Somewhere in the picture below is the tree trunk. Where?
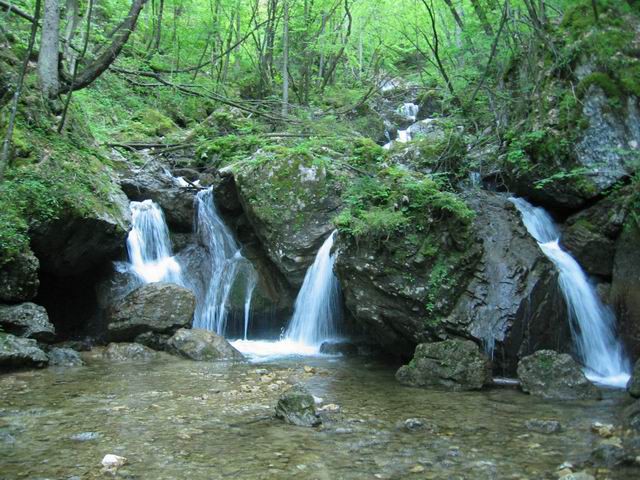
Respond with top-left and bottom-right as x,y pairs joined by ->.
470,0 -> 493,35
62,0 -> 80,71
1,0 -> 42,179
58,0 -> 149,93
442,0 -> 464,30
38,0 -> 60,98
281,0 -> 289,116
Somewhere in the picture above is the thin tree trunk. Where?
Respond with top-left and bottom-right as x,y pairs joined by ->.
58,0 -> 149,93
441,0 -> 464,30
62,0 -> 80,71
1,0 -> 42,179
58,0 -> 93,133
281,0 -> 289,116
38,0 -> 60,98
470,0 -> 493,35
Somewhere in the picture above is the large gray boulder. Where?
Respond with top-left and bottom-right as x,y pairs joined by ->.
275,385 -> 321,427
0,333 -> 48,368
0,249 -> 39,302
29,186 -> 131,276
0,303 -> 55,342
517,350 -> 601,400
396,339 -> 491,391
107,283 -> 196,341
628,359 -> 640,398
167,328 -> 243,361
103,342 -> 158,362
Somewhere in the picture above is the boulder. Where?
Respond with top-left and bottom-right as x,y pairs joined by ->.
134,331 -> 171,351
0,303 -> 55,342
47,347 -> 84,367
0,333 -> 48,368
611,222 -> 640,358
0,249 -> 39,302
29,186 -> 130,276
444,192 -> 571,372
627,359 -> 640,398
233,149 -> 346,288
396,339 -> 491,391
119,156 -> 195,232
517,350 -> 601,400
103,342 -> 158,362
167,328 -> 244,361
107,283 -> 196,341
275,385 -> 321,427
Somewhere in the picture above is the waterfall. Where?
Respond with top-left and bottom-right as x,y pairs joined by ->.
285,230 -> 341,346
126,200 -> 183,284
191,187 -> 256,336
399,102 -> 419,122
510,197 -> 631,388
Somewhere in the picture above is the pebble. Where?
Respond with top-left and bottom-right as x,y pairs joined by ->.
318,403 -> 340,413
525,419 -> 562,434
409,465 -> 425,473
303,366 -> 316,374
558,472 -> 595,480
591,422 -> 615,438
101,454 -> 127,470
70,432 -> 100,442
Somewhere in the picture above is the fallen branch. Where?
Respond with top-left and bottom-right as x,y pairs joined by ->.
0,0 -> 36,23
106,142 -> 194,150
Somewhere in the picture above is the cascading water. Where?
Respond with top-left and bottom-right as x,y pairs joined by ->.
125,200 -> 183,284
400,102 -> 419,122
232,230 -> 342,360
191,187 -> 256,336
285,230 -> 341,346
510,197 -> 631,388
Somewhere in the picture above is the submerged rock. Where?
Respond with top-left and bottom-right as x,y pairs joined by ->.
47,347 -> 84,367
0,249 -> 39,302
525,419 -> 562,434
167,328 -> 244,361
319,341 -> 358,356
107,283 -> 196,341
396,339 -> 491,391
628,359 -> 640,398
275,386 -> 321,427
0,302 -> 55,342
0,333 -> 48,368
517,350 -> 601,400
103,342 -> 158,362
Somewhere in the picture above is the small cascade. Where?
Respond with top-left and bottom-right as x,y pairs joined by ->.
191,187 -> 256,336
243,269 -> 257,340
399,102 -> 419,122
510,197 -> 631,387
126,200 -> 183,284
285,230 -> 342,347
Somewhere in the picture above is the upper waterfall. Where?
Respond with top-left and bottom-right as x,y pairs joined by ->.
510,197 -> 631,388
126,200 -> 183,285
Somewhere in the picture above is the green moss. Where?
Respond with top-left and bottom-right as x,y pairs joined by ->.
576,72 -> 621,100
195,134 -> 264,169
133,108 -> 176,137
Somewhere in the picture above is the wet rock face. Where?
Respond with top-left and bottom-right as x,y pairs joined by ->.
103,342 -> 158,362
628,360 -> 640,398
0,333 -> 48,369
0,249 -> 39,302
233,152 -> 345,289
611,223 -> 640,358
119,158 -> 195,233
29,187 -> 131,277
445,192 -> 571,373
167,328 -> 244,361
0,303 -> 55,342
395,339 -> 491,391
517,350 -> 601,400
562,187 -> 631,278
107,283 -> 196,341
275,385 -> 321,427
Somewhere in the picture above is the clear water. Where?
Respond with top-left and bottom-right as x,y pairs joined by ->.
125,200 -> 183,284
190,188 -> 256,336
510,198 -> 631,388
284,231 -> 342,349
1,355 -> 635,479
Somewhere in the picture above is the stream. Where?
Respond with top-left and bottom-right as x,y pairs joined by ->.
0,354 -> 634,479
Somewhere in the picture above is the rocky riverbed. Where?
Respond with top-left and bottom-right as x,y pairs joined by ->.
1,353 -> 636,479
